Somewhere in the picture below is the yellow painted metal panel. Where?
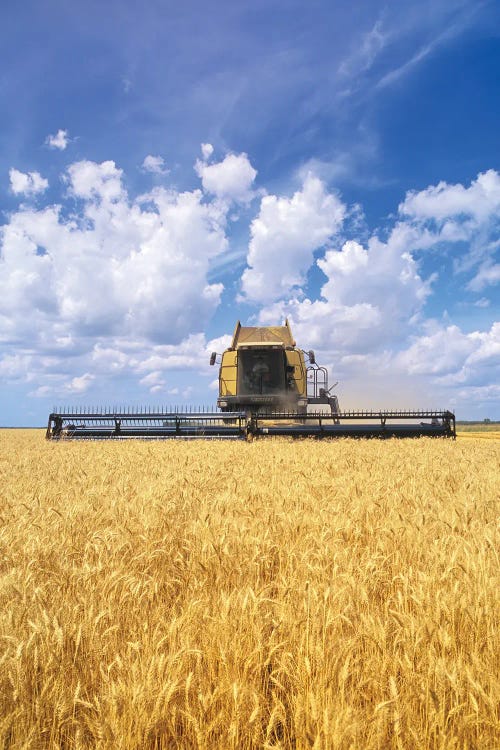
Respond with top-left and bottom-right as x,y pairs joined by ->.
285,349 -> 307,397
219,350 -> 238,396
232,325 -> 295,347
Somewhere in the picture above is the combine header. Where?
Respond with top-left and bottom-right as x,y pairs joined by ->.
46,320 -> 456,440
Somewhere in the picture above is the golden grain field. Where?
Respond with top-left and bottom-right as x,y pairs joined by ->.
0,430 -> 499,749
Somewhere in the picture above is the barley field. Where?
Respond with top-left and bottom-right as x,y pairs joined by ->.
0,430 -> 498,749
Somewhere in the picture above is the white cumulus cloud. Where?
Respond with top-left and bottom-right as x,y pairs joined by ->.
395,322 -> 500,397
400,170 -> 500,223
45,129 -> 69,150
67,160 -> 125,202
9,168 -> 49,196
259,222 -> 433,354
0,160 -> 230,361
139,371 -> 166,393
195,152 -> 257,202
67,373 -> 94,393
0,155 -> 498,417
201,143 -> 214,160
241,174 -> 346,303
398,170 -> 500,284
396,325 -> 479,376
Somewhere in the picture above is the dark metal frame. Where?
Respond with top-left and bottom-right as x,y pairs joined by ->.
249,410 -> 456,439
46,407 -> 456,440
46,409 -> 248,440
306,365 -> 340,416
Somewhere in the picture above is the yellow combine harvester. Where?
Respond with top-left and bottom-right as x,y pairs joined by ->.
46,320 -> 455,440
213,320 -> 338,416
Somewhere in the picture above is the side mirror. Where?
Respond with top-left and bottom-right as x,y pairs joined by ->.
209,352 -> 217,366
308,350 -> 315,364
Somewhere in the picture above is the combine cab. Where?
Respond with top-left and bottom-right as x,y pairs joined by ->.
214,320 -> 339,417
46,320 -> 456,440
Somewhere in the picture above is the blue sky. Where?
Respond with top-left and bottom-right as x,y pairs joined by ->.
1,0 -> 499,425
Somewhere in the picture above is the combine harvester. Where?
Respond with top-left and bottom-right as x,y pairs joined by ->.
46,321 -> 455,440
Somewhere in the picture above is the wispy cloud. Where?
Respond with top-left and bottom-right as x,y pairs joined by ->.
338,19 -> 388,79
375,2 -> 487,89
141,155 -> 169,175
